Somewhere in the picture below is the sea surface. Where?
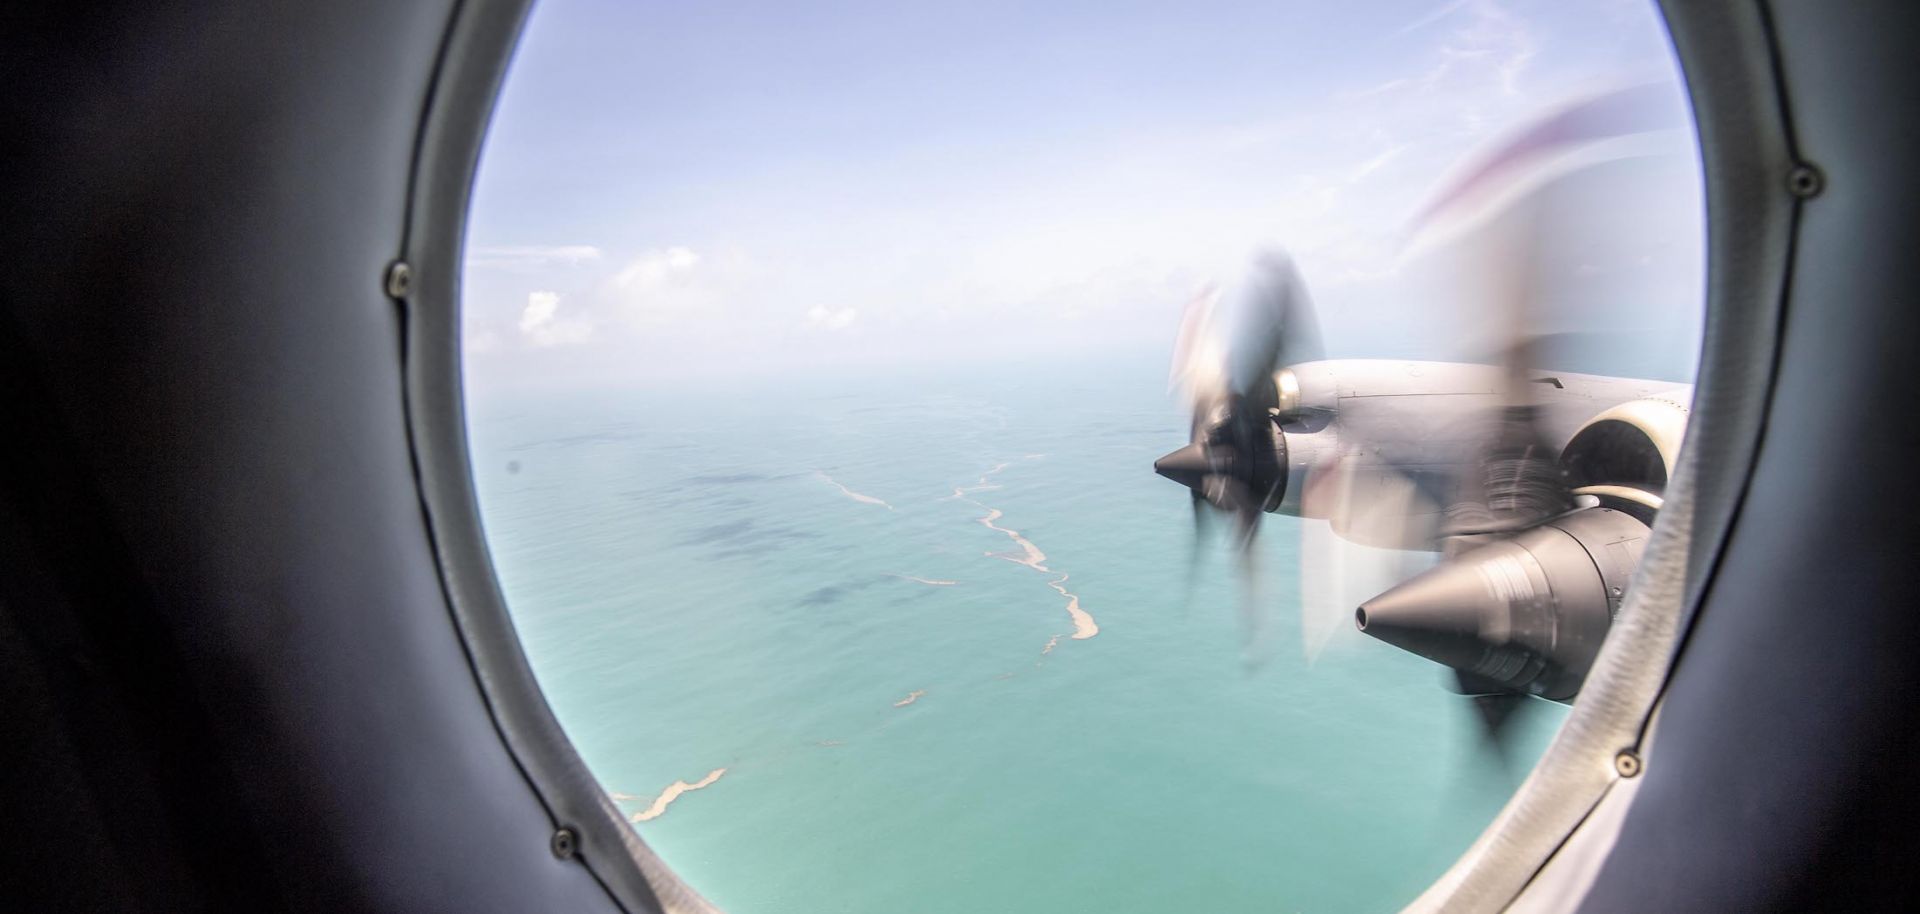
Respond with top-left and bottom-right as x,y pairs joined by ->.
465,353 -> 1565,914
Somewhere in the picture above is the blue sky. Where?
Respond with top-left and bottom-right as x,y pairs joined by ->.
462,0 -> 1699,389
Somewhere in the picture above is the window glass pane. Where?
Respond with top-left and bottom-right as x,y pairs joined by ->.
463,2 -> 1702,911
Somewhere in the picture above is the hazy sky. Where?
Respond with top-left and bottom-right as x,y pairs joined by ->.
462,0 -> 1700,390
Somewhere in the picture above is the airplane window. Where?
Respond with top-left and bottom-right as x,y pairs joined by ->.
461,2 -> 1702,911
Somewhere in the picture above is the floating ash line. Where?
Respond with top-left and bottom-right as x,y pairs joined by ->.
630,768 -> 727,823
943,461 -> 1013,499
978,508 -> 1050,571
1048,573 -> 1099,639
952,458 -> 1098,645
816,471 -> 893,509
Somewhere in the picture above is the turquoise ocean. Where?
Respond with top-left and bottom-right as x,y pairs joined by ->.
466,351 -> 1565,914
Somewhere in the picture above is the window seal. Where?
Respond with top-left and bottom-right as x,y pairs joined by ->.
393,2 -> 723,911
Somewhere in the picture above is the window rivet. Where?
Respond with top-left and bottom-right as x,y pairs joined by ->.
550,826 -> 579,860
385,260 -> 413,299
1787,163 -> 1824,199
1613,749 -> 1643,778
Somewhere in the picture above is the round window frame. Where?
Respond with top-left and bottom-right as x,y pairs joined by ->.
392,2 -> 1795,911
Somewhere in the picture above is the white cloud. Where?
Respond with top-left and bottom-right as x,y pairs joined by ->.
1392,0 -> 1472,38
1360,0 -> 1538,103
806,305 -> 858,330
605,246 -> 724,320
466,245 -> 604,270
517,290 -> 594,347
1347,144 -> 1408,183
1447,0 -> 1536,98
519,290 -> 559,333
614,246 -> 701,291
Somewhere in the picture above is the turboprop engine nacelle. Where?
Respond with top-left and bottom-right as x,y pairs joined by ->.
1355,391 -> 1689,701
1560,393 -> 1690,520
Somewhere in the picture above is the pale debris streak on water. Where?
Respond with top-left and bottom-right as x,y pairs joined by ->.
1047,573 -> 1099,639
960,458 -> 1100,643
629,768 -> 728,823
815,471 -> 893,509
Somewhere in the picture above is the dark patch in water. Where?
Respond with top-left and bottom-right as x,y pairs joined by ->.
679,472 -> 804,486
680,519 -> 758,545
799,585 -> 849,606
797,577 -> 882,606
683,519 -> 822,557
630,489 -> 756,510
508,429 -> 641,451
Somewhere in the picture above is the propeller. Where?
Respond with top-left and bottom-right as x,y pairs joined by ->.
1156,82 -> 1681,753
1158,250 -> 1322,538
1159,251 -> 1323,665
1158,252 -> 1323,651
1296,458 -> 1439,666
1355,82 -> 1687,750
1371,173 -> 1567,752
